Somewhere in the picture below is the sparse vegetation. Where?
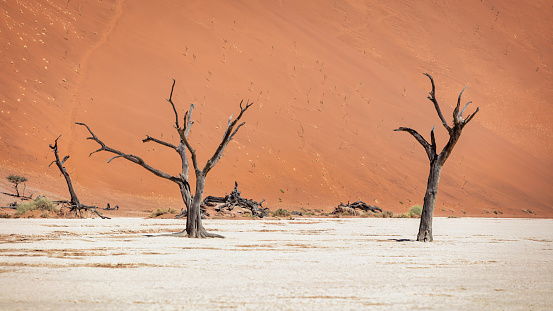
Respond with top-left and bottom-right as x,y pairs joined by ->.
149,207 -> 178,218
381,211 -> 393,218
409,205 -> 423,217
6,174 -> 28,197
15,196 -> 57,216
0,213 -> 12,218
272,208 -> 290,217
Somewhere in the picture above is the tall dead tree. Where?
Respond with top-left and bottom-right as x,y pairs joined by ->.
49,135 -> 109,219
395,73 -> 479,242
77,79 -> 252,238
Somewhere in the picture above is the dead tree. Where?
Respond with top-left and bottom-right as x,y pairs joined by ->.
77,79 -> 252,238
49,135 -> 109,219
203,181 -> 268,217
394,73 -> 479,242
334,201 -> 382,213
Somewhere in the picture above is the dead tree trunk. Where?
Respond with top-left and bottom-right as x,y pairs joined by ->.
179,97 -> 253,238
77,79 -> 252,238
395,73 -> 479,242
49,135 -> 109,219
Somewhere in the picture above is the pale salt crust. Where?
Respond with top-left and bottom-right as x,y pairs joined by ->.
0,217 -> 551,310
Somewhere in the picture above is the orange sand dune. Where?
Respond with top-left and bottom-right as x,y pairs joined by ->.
1,0 -> 552,217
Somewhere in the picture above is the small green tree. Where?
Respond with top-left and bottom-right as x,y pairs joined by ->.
6,175 -> 28,197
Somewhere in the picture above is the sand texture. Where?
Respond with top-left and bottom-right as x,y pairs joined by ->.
0,218 -> 551,310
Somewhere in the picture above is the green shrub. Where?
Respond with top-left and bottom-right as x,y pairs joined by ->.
409,205 -> 423,217
272,208 -> 290,217
15,197 -> 56,216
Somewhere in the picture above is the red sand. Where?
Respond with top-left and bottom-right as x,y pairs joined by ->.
1,0 -> 552,217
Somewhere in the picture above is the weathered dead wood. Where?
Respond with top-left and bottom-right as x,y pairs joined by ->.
49,135 -> 110,219
78,79 -> 252,238
394,73 -> 479,242
332,201 -> 382,215
203,182 -> 268,218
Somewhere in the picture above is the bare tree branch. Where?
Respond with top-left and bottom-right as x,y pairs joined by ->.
453,86 -> 467,125
142,135 -> 178,150
459,100 -> 473,119
430,126 -> 437,157
423,73 -> 451,133
203,100 -> 253,175
166,78 -> 179,129
184,104 -> 194,137
463,107 -> 480,126
76,122 -> 180,183
394,127 -> 435,160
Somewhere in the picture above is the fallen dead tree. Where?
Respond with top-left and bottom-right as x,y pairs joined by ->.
202,182 -> 268,218
332,201 -> 382,216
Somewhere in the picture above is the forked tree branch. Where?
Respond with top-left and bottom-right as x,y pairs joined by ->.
394,127 -> 435,161
463,107 -> 479,125
76,122 -> 180,184
203,100 -> 253,175
453,86 -> 466,125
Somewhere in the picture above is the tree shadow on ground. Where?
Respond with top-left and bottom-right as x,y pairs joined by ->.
388,238 -> 413,242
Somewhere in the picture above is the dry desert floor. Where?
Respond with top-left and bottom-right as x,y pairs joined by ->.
0,217 -> 552,310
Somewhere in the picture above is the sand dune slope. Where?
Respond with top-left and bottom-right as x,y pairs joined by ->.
0,0 -> 552,216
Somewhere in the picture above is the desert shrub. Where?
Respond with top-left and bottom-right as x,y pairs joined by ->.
396,213 -> 410,218
272,208 -> 290,217
0,213 -> 12,218
361,211 -> 377,218
150,207 -> 177,218
332,206 -> 359,216
409,205 -> 423,217
381,210 -> 393,218
15,197 -> 56,216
